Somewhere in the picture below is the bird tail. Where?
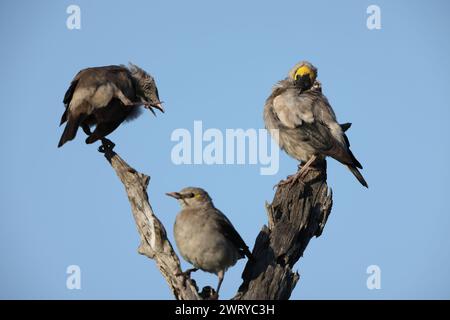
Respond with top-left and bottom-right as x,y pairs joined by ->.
58,115 -> 82,148
347,165 -> 368,188
340,122 -> 352,132
59,109 -> 68,126
240,247 -> 254,261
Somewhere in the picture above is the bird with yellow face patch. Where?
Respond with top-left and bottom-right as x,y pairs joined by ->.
264,61 -> 368,187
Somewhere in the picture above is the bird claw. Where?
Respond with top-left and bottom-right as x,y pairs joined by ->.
274,157 -> 322,189
273,172 -> 305,189
199,286 -> 217,300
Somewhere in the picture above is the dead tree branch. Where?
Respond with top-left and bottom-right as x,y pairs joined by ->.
103,149 -> 201,300
103,148 -> 332,300
234,162 -> 333,300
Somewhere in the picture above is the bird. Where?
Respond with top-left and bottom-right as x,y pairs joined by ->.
58,63 -> 164,148
166,187 -> 252,297
264,61 -> 368,187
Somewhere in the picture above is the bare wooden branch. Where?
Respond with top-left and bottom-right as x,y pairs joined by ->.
103,147 -> 332,300
103,150 -> 201,300
234,162 -> 333,300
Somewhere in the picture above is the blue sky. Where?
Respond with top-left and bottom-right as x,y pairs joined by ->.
0,0 -> 449,299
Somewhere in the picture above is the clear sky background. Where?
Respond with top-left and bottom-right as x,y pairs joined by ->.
1,0 -> 449,299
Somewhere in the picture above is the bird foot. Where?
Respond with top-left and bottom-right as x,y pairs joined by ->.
98,138 -> 116,161
98,138 -> 115,153
199,286 -> 217,300
176,268 -> 198,288
274,171 -> 305,189
274,157 -> 324,189
130,101 -> 144,108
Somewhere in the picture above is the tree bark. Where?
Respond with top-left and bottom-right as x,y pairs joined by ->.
103,149 -> 201,300
103,148 -> 332,300
234,162 -> 332,300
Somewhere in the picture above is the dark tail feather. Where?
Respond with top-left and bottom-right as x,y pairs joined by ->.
348,149 -> 363,169
240,247 -> 254,261
340,122 -> 352,132
59,109 -> 68,126
58,116 -> 81,148
347,165 -> 368,188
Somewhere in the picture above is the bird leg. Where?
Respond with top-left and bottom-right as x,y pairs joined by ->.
176,268 -> 199,287
115,90 -> 155,112
115,90 -> 136,107
296,155 -> 318,180
213,270 -> 225,300
199,286 -> 217,300
117,93 -> 158,116
275,155 -> 318,188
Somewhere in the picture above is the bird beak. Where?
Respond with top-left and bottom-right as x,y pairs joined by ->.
295,74 -> 313,91
143,99 -> 164,116
148,102 -> 164,114
166,192 -> 181,199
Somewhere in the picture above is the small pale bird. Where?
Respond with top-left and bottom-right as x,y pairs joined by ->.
166,187 -> 252,297
264,61 -> 368,187
58,63 -> 164,148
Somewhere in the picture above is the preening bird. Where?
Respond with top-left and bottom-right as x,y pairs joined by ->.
166,187 -> 252,297
58,63 -> 163,148
264,61 -> 368,187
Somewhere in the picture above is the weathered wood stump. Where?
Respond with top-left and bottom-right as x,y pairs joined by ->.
103,147 -> 332,300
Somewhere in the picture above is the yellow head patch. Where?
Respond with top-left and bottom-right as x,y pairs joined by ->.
293,65 -> 316,82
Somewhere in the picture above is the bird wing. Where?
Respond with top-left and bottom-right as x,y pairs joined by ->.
272,89 -> 361,168
63,78 -> 79,108
213,209 -> 253,260
60,70 -> 84,125
60,66 -> 139,126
